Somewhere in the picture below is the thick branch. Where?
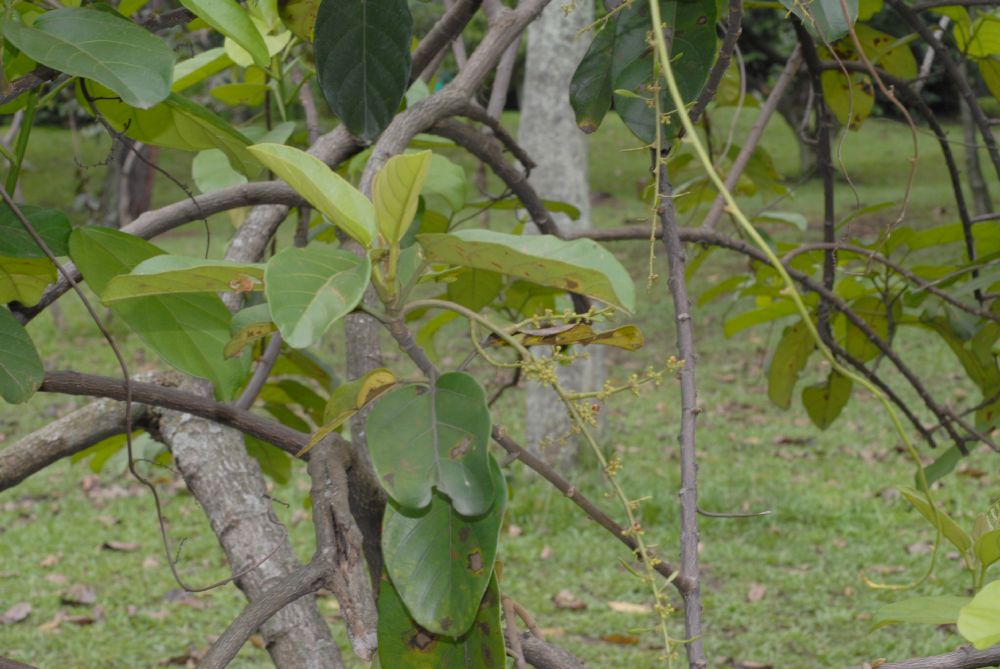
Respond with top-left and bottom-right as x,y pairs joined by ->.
848,643 -> 1000,669
517,632 -> 588,669
0,399 -> 148,491
196,561 -> 327,669
38,371 -> 309,456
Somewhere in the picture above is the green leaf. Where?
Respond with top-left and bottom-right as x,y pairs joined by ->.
959,580 -> 1000,649
192,149 -> 248,194
418,230 -> 635,313
767,319 -> 815,410
248,143 -> 376,246
465,197 -> 581,221
422,154 -> 467,217
836,296 -> 891,363
0,307 -> 44,403
570,25 -> 615,133
872,595 -> 967,630
801,370 -> 852,430
3,8 -> 173,108
211,82 -> 268,106
377,572 -> 504,668
314,0 -> 412,141
979,58 -> 1000,103
374,151 -> 432,245
224,19 -> 290,68
447,269 -> 504,312
179,0 -> 270,68
69,228 -> 250,399
383,456 -> 506,636
102,256 -> 265,303
83,87 -> 259,176
0,205 -> 71,258
899,486 -> 973,556
855,25 -> 917,79
960,15 -> 1000,58
244,435 -> 292,485
367,372 -> 494,516
781,0 -> 858,41
976,529 -> 1000,571
225,303 -> 276,358
172,47 -> 233,92
753,211 -> 808,231
264,244 -> 372,349
923,445 -> 964,486
610,0 -> 718,144
0,257 -> 57,307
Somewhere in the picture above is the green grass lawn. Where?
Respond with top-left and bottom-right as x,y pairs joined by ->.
1,109 -> 997,668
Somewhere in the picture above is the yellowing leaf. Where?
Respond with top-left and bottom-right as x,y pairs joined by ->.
248,143 -> 376,246
299,368 -> 397,456
374,150 -> 431,245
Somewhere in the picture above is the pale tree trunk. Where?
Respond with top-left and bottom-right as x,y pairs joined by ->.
155,377 -> 344,669
518,0 -> 603,469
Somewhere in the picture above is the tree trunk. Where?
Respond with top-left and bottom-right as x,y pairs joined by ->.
517,0 -> 602,469
154,377 -> 344,669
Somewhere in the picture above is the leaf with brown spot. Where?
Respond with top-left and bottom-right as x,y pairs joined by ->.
382,456 -> 506,637
377,573 -> 504,665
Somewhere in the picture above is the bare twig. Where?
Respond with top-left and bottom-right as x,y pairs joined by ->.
657,162 -> 706,668
234,334 -> 284,410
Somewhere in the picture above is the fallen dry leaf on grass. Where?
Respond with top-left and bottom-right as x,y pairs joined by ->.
1,602 -> 31,625
60,584 -> 97,606
552,589 -> 586,610
746,583 -> 767,603
102,541 -> 140,552
607,600 -> 652,614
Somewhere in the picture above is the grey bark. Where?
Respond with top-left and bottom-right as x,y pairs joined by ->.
517,0 -> 602,469
0,398 -> 147,492
155,378 -> 343,669
960,66 -> 993,217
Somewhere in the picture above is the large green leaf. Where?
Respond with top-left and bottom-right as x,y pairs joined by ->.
83,88 -> 259,176
3,8 -> 173,108
781,0 -> 858,42
872,595 -> 967,630
767,320 -> 815,410
447,269 -> 504,312
179,0 -> 269,68
172,47 -> 233,92
835,296 -> 892,363
0,256 -> 57,307
377,573 -> 504,668
383,456 -> 506,636
610,0 -> 718,144
0,307 -> 44,403
570,24 -> 616,134
899,486 -> 973,556
264,244 -> 371,349
69,228 -> 249,399
314,0 -> 412,141
0,205 -> 71,258
802,370 -> 852,430
418,230 -> 635,313
959,580 -> 1000,649
102,256 -> 265,303
374,151 -> 432,245
248,143 -> 376,246
367,372 -> 494,516
192,149 -> 248,194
